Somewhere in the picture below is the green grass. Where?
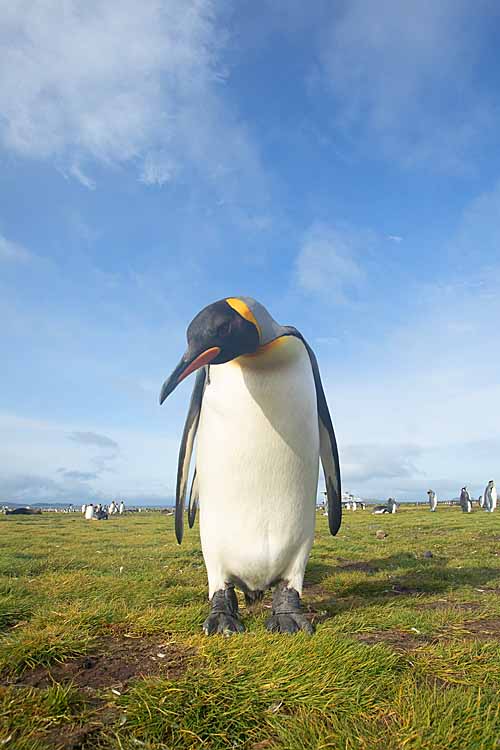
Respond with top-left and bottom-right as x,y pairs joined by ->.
0,507 -> 499,749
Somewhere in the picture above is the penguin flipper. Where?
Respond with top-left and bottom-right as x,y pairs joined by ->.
283,327 -> 342,536
188,468 -> 199,528
175,367 -> 206,544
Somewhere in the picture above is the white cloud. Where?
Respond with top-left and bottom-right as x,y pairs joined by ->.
0,413 -> 180,504
388,235 -> 403,243
69,163 -> 96,190
295,223 -> 368,301
0,233 -> 32,263
68,431 -> 119,451
0,473 -> 102,505
0,1 -> 264,191
317,0 -> 496,171
342,443 -> 424,483
321,266 -> 500,499
313,179 -> 500,500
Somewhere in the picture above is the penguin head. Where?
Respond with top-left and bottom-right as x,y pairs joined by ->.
159,297 -> 261,403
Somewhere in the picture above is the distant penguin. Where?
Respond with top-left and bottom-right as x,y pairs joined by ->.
460,487 -> 472,513
427,490 -> 437,512
484,481 -> 497,513
478,494 -> 485,508
388,497 -> 397,514
84,504 -> 94,520
159,296 -> 341,635
81,503 -> 87,515
372,498 -> 394,514
119,501 -> 125,515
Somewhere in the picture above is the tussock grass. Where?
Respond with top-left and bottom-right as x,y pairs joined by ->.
0,507 -> 499,748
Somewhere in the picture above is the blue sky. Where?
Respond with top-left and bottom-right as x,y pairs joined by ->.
1,0 -> 500,504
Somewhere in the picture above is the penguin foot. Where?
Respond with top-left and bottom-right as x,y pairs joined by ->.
265,585 -> 314,635
203,587 -> 244,636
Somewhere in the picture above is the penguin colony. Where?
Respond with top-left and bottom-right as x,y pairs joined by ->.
159,296 -> 497,635
160,297 -> 341,634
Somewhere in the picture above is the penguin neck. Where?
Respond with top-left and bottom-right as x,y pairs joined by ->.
238,297 -> 287,346
235,334 -> 304,371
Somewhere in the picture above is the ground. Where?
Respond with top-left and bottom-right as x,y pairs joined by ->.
0,507 -> 499,750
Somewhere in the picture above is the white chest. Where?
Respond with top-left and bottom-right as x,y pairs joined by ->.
195,336 -> 320,591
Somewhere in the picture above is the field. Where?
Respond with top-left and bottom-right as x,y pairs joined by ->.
1,507 -> 499,750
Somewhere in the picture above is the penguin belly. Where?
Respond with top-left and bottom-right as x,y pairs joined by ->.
196,336 -> 319,598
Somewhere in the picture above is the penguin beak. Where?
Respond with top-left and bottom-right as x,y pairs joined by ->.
159,346 -> 221,404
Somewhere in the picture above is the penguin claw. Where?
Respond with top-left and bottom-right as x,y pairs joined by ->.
203,587 -> 244,636
203,612 -> 244,636
265,613 -> 313,635
265,585 -> 314,635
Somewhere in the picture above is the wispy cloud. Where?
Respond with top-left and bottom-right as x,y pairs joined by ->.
0,1 -> 265,193
68,431 -> 119,451
0,234 -> 32,263
0,413 -> 180,504
58,469 -> 99,482
68,431 -> 119,476
68,163 -> 96,190
342,443 -> 424,483
0,473 -> 102,504
316,0 -> 497,171
295,223 -> 368,302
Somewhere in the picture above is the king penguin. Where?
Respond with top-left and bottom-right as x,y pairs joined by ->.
460,487 -> 472,513
159,297 -> 341,635
427,489 -> 437,512
484,480 -> 497,513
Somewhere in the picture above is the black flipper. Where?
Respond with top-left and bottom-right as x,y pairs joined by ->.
175,368 -> 206,544
188,468 -> 199,528
283,327 -> 342,536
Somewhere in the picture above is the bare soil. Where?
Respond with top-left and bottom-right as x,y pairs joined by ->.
417,600 -> 481,611
354,616 -> 500,652
337,560 -> 380,573
457,617 -> 500,640
3,636 -> 194,690
355,629 -> 432,651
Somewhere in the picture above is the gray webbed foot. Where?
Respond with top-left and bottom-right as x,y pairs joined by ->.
203,587 -> 244,636
265,585 -> 314,635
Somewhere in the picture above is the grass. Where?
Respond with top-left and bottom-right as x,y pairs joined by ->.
0,507 -> 499,749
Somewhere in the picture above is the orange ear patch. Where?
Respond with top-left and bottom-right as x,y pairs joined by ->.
226,297 -> 261,339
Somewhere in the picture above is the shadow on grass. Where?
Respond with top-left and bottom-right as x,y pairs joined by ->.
303,553 -> 500,617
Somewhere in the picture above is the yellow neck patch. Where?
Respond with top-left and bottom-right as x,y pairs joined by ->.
226,297 -> 261,340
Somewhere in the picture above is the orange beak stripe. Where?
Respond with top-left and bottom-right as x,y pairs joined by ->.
177,346 -> 221,384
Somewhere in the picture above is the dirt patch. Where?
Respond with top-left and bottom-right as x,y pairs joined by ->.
303,581 -> 331,596
385,583 -> 423,596
456,617 -> 500,640
302,583 -> 336,618
337,560 -> 380,574
3,636 -> 194,690
355,629 -> 432,651
418,600 -> 481,611
356,618 -> 500,652
419,675 -> 455,691
303,604 -> 331,626
43,718 -> 113,750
